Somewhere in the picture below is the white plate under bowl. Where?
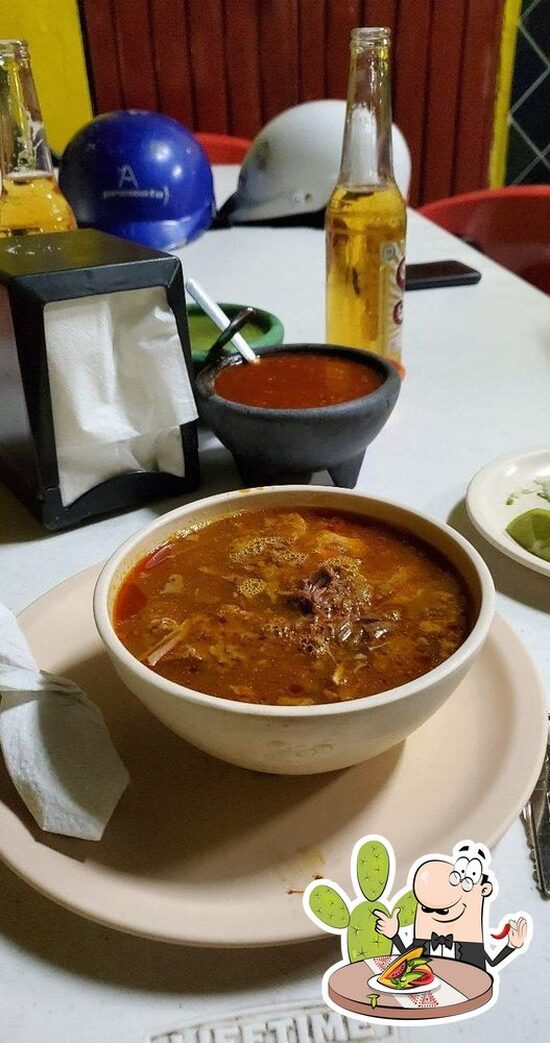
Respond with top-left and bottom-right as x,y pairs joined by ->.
467,447 -> 550,577
367,973 -> 441,995
0,565 -> 546,947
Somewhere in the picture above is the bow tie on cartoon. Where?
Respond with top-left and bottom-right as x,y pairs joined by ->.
431,931 -> 454,950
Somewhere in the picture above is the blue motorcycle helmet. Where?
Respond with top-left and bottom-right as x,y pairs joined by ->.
59,110 -> 215,249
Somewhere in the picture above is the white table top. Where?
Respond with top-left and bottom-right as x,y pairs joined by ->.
0,172 -> 549,1042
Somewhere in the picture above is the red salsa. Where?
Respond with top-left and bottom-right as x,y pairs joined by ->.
214,352 -> 382,409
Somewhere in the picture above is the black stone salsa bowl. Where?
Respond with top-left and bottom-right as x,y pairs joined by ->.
194,344 -> 401,488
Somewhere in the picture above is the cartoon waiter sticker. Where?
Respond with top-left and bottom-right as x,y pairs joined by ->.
304,835 -> 532,1025
374,842 -> 528,969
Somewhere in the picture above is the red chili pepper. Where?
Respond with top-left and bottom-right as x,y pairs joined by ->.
142,544 -> 172,571
491,923 -> 511,940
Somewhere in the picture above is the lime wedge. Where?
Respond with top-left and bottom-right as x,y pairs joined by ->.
506,508 -> 550,562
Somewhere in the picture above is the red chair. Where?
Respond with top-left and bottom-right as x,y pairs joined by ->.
195,132 -> 252,164
419,186 -> 550,294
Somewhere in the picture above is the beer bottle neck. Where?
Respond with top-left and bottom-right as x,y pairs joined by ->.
0,39 -> 53,180
338,28 -> 395,189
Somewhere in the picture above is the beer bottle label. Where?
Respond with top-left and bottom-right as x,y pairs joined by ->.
11,113 -> 46,178
379,240 -> 405,362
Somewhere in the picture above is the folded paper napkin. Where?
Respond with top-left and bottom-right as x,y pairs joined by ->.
0,603 -> 129,840
44,285 -> 198,506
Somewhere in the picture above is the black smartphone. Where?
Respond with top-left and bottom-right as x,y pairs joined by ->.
405,260 -> 482,291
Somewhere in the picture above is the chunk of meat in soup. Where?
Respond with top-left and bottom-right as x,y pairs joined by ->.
113,509 -> 471,706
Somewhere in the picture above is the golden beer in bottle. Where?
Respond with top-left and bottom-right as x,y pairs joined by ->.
326,28 -> 406,368
0,39 -> 76,236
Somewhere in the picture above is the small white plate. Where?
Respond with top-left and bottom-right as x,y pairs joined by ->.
367,973 -> 441,995
466,447 -> 550,577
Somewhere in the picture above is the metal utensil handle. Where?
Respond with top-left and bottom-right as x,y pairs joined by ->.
523,714 -> 550,897
205,307 -> 257,366
185,277 -> 258,363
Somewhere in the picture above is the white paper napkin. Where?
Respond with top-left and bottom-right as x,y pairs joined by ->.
43,285 -> 198,506
0,603 -> 129,841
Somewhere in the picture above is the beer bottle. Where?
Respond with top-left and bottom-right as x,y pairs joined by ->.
326,28 -> 406,369
0,39 -> 76,236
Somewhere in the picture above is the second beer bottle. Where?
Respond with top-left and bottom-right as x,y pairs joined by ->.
326,28 -> 406,371
0,39 -> 76,237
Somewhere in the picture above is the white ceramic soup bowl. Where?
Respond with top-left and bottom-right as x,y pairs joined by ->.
94,486 -> 495,775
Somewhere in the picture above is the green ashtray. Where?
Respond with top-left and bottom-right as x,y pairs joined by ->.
187,302 -> 284,371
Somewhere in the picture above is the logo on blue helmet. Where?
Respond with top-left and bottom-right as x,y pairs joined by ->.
60,111 -> 215,250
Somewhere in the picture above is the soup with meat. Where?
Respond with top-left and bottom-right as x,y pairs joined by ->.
114,509 -> 471,706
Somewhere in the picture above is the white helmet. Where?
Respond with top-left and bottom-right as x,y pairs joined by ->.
218,100 -> 411,225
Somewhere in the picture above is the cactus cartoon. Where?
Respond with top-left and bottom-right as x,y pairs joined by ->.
305,835 -> 532,1026
305,836 -> 417,962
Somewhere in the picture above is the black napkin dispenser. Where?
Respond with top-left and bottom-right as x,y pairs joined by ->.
0,229 -> 199,530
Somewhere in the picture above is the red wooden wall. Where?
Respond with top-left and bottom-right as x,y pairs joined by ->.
79,0 -> 504,207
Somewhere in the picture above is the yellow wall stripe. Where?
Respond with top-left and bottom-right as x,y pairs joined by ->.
0,0 -> 92,156
490,0 -> 522,188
